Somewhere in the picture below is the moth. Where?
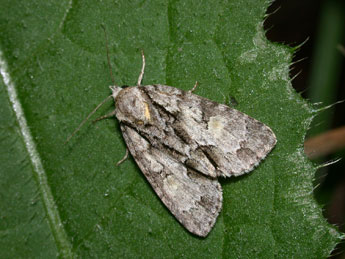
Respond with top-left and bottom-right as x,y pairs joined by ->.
67,51 -> 276,237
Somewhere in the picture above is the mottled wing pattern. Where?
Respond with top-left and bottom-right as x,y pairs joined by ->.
142,85 -> 276,178
115,84 -> 276,236
121,125 -> 222,237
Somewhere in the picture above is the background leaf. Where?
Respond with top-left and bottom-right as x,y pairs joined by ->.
0,0 -> 342,258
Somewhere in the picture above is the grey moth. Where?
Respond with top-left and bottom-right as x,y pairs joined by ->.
68,51 -> 276,237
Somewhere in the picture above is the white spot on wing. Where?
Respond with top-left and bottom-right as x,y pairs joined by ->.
208,115 -> 226,138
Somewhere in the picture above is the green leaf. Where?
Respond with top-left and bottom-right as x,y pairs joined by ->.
0,0 -> 341,258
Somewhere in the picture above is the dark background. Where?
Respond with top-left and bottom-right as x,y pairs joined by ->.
264,0 -> 345,257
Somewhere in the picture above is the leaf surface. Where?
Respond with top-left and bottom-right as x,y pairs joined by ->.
0,0 -> 341,258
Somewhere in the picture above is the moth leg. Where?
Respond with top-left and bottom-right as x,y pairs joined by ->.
92,110 -> 116,123
137,50 -> 145,86
189,81 -> 198,93
116,148 -> 129,166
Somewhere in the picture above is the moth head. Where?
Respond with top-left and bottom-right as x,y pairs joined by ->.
112,86 -> 151,125
109,85 -> 122,99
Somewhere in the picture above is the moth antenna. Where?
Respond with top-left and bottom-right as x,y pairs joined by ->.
65,95 -> 113,144
101,24 -> 116,85
137,50 -> 145,86
189,81 -> 198,93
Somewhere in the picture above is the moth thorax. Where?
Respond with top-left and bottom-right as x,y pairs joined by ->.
114,87 -> 151,124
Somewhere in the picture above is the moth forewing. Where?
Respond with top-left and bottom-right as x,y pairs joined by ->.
120,125 -> 223,237
133,84 -> 277,177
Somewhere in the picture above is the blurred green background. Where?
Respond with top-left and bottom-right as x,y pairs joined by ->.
265,0 -> 345,257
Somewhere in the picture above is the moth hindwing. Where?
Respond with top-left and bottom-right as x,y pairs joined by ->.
70,51 -> 276,237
